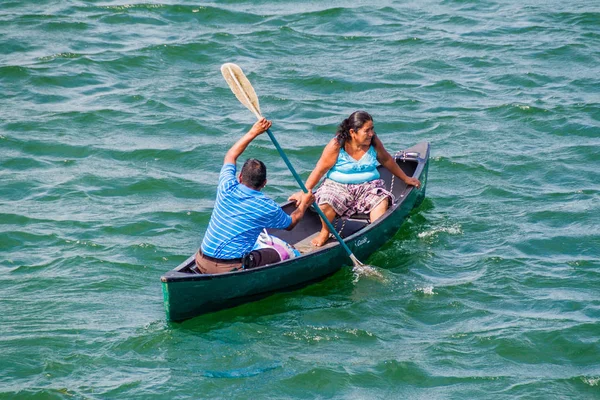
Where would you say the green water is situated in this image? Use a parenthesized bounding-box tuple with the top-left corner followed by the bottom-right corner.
(1, 1, 599, 398)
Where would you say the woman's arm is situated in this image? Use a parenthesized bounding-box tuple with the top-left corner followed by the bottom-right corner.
(304, 138, 340, 191)
(373, 136, 421, 188)
(288, 138, 340, 204)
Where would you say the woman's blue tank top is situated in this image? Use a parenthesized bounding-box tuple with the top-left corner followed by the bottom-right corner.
(326, 146, 380, 184)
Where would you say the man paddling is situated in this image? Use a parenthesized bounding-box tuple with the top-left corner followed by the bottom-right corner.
(196, 117, 314, 274)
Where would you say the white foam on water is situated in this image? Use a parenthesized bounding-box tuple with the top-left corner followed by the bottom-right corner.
(418, 224, 462, 239)
(417, 286, 435, 295)
(352, 264, 385, 283)
(582, 377, 599, 387)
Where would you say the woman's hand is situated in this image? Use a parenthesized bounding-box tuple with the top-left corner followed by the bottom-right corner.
(405, 177, 421, 189)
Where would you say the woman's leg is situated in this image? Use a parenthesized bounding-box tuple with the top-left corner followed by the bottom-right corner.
(369, 197, 389, 222)
(312, 203, 337, 247)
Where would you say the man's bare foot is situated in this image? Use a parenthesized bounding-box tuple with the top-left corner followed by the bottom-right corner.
(311, 231, 330, 247)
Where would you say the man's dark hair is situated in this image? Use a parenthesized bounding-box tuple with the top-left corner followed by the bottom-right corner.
(240, 158, 267, 190)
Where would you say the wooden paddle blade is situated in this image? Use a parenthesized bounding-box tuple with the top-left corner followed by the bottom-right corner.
(221, 63, 262, 119)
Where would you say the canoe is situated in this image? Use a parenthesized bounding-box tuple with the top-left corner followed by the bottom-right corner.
(161, 141, 430, 321)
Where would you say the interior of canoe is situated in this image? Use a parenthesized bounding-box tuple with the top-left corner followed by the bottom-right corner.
(173, 157, 419, 274)
(268, 157, 418, 254)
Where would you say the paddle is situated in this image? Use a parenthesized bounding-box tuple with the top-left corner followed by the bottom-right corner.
(220, 63, 365, 269)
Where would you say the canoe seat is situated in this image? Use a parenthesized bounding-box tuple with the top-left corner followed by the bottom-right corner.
(329, 213, 371, 240)
(347, 213, 370, 223)
(189, 264, 203, 274)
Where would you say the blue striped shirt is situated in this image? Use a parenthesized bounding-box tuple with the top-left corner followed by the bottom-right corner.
(201, 163, 292, 259)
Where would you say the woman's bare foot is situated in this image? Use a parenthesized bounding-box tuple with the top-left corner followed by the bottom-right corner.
(311, 229, 330, 247)
(311, 203, 336, 247)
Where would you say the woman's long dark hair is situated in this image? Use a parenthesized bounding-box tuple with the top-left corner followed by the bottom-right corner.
(335, 110, 373, 146)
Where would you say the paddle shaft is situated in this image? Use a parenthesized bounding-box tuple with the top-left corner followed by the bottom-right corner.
(265, 128, 355, 257)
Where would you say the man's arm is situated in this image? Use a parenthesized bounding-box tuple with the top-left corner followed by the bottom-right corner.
(224, 118, 272, 165)
(286, 191, 315, 231)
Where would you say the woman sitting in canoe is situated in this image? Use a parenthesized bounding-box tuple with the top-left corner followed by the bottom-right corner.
(290, 110, 421, 247)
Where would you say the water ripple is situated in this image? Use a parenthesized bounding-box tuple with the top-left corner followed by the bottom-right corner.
(1, 0, 599, 398)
